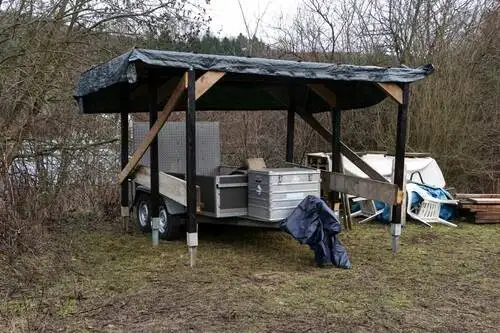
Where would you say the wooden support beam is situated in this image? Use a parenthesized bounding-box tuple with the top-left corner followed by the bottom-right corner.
(286, 86, 296, 163)
(149, 80, 160, 219)
(391, 83, 409, 254)
(149, 80, 160, 246)
(120, 90, 130, 233)
(118, 71, 225, 184)
(296, 110, 388, 183)
(323, 171, 402, 205)
(392, 84, 410, 222)
(376, 82, 403, 104)
(195, 71, 225, 98)
(186, 69, 198, 268)
(120, 109, 129, 208)
(186, 69, 197, 235)
(308, 84, 337, 106)
(331, 107, 341, 205)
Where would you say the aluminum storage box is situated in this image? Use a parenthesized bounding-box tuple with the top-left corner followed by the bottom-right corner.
(247, 168, 321, 221)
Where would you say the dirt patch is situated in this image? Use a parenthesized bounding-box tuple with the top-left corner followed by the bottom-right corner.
(408, 230, 439, 244)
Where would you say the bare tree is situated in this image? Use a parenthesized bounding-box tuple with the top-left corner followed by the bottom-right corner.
(273, 0, 499, 193)
(0, 0, 210, 255)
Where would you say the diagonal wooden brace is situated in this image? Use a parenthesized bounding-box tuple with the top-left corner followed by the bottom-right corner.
(304, 84, 388, 183)
(296, 110, 389, 183)
(308, 84, 337, 107)
(376, 82, 403, 104)
(118, 71, 225, 184)
(265, 86, 388, 183)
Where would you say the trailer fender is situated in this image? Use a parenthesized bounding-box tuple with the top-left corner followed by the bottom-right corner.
(163, 197, 186, 215)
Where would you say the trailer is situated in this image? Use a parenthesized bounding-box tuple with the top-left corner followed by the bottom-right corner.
(129, 121, 321, 239)
(73, 48, 435, 265)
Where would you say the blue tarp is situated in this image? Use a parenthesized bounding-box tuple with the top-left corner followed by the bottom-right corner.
(351, 183, 456, 222)
(408, 183, 456, 220)
(280, 195, 352, 269)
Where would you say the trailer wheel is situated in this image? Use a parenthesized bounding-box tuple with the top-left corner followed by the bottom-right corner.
(135, 193, 182, 240)
(158, 207, 182, 241)
(136, 194, 152, 233)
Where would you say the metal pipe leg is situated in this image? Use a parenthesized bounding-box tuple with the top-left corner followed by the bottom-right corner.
(152, 217, 160, 246)
(187, 231, 198, 267)
(121, 206, 129, 233)
(391, 223, 401, 254)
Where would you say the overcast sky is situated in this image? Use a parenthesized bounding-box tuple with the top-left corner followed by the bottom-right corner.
(208, 0, 301, 40)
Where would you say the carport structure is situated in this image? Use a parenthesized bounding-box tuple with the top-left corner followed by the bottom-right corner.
(74, 49, 434, 265)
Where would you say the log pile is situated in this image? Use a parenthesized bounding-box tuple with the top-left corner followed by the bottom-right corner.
(456, 194, 500, 224)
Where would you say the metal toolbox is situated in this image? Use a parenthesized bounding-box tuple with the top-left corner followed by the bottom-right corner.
(198, 174, 248, 218)
(247, 168, 321, 221)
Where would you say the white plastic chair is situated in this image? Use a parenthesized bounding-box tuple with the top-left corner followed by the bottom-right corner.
(350, 198, 384, 224)
(406, 183, 458, 227)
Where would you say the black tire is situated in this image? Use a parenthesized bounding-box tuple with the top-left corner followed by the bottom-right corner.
(135, 193, 182, 240)
(159, 211, 182, 241)
(136, 193, 152, 233)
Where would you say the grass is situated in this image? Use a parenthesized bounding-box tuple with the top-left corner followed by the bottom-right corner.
(1, 220, 499, 332)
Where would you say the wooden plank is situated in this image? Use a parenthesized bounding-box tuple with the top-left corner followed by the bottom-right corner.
(133, 166, 200, 211)
(376, 82, 403, 104)
(475, 220, 500, 224)
(308, 84, 337, 106)
(468, 198, 500, 205)
(327, 172, 402, 204)
(476, 214, 500, 220)
(474, 213, 500, 223)
(195, 71, 225, 99)
(459, 200, 500, 206)
(456, 193, 500, 199)
(296, 111, 388, 182)
(118, 71, 225, 184)
(460, 206, 500, 213)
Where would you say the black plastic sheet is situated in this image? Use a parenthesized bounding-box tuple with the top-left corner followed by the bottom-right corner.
(73, 49, 434, 114)
(280, 195, 352, 269)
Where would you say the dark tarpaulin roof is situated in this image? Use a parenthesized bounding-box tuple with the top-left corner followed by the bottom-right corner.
(73, 49, 434, 114)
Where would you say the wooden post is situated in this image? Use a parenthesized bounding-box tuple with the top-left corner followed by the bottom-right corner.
(286, 87, 296, 163)
(120, 95, 129, 233)
(331, 107, 342, 210)
(391, 83, 409, 253)
(149, 79, 160, 246)
(339, 158, 353, 230)
(186, 69, 198, 267)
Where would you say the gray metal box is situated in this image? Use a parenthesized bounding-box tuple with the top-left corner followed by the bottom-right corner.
(247, 168, 321, 221)
(168, 173, 248, 218)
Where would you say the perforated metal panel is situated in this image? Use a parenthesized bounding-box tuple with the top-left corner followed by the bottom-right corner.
(132, 122, 220, 176)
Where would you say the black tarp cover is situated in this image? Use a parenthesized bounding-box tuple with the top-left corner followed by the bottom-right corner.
(74, 49, 434, 114)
